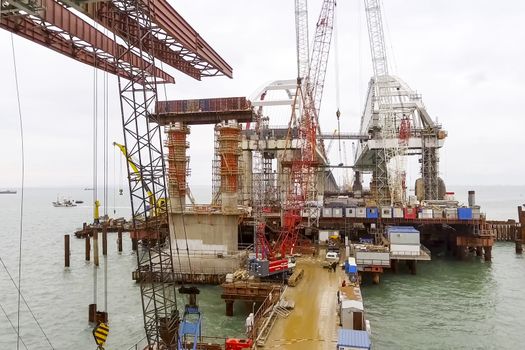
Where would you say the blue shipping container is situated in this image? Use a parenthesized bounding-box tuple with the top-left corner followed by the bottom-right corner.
(345, 264, 358, 274)
(458, 207, 473, 220)
(386, 226, 419, 234)
(366, 207, 378, 219)
(337, 329, 371, 349)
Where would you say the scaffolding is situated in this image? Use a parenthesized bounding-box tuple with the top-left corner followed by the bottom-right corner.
(212, 125, 221, 206)
(421, 130, 439, 200)
(165, 123, 190, 208)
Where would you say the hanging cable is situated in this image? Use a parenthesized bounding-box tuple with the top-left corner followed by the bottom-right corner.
(333, 3, 342, 163)
(113, 145, 117, 214)
(92, 48, 99, 312)
(9, 34, 53, 349)
(0, 302, 28, 350)
(0, 256, 54, 349)
(357, 0, 363, 107)
(11, 33, 25, 350)
(103, 56, 109, 315)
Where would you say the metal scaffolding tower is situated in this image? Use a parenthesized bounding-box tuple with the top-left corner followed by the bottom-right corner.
(212, 125, 222, 206)
(364, 0, 403, 205)
(421, 131, 439, 200)
(108, 0, 178, 345)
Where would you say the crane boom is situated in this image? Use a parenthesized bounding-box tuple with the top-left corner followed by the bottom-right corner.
(364, 0, 389, 77)
(295, 0, 310, 80)
(278, 0, 336, 258)
(364, 0, 405, 205)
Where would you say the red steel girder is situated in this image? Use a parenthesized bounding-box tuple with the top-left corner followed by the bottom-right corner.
(83, 1, 202, 80)
(81, 0, 232, 80)
(149, 0, 232, 78)
(1, 0, 174, 83)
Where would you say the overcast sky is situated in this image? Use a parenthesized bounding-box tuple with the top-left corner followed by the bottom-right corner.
(1, 0, 524, 191)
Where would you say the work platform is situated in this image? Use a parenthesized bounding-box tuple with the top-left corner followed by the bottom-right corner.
(389, 245, 431, 261)
(263, 258, 343, 349)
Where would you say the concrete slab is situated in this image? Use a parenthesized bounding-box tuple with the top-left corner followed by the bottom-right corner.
(264, 256, 344, 349)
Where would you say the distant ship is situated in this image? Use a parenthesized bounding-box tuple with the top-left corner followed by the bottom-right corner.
(52, 196, 77, 207)
(83, 187, 94, 191)
(0, 189, 17, 194)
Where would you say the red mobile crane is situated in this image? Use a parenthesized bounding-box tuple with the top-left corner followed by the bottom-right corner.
(251, 0, 336, 278)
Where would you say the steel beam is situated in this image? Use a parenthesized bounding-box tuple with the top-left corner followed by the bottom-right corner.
(1, 0, 174, 83)
(79, 0, 232, 80)
(149, 0, 232, 77)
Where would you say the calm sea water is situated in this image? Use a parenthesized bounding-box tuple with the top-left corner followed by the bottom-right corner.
(0, 187, 245, 350)
(0, 185, 523, 349)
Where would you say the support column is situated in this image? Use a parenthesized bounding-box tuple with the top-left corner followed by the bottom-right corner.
(484, 246, 492, 262)
(517, 206, 525, 254)
(391, 259, 398, 273)
(476, 246, 483, 257)
(64, 234, 70, 267)
(225, 300, 234, 316)
(457, 246, 466, 261)
(166, 123, 190, 212)
(117, 229, 123, 253)
(102, 228, 107, 256)
(372, 273, 380, 285)
(409, 260, 417, 275)
(85, 235, 91, 261)
(218, 123, 241, 213)
(131, 237, 138, 251)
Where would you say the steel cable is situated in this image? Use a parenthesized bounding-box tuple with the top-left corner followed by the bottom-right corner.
(0, 302, 29, 350)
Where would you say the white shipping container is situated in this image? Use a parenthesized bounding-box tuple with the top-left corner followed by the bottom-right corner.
(345, 207, 357, 218)
(322, 207, 333, 218)
(388, 233, 420, 245)
(356, 207, 367, 218)
(418, 208, 433, 219)
(445, 208, 458, 219)
(472, 206, 481, 219)
(433, 208, 444, 219)
(380, 207, 393, 218)
(390, 244, 420, 256)
(355, 251, 390, 266)
(393, 207, 404, 218)
(333, 207, 343, 218)
(340, 301, 364, 330)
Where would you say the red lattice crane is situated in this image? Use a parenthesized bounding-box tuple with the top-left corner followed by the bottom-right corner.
(277, 0, 336, 259)
(250, 0, 336, 278)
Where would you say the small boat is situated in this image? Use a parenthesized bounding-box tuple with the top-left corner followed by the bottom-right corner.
(53, 197, 77, 207)
(0, 189, 17, 194)
(83, 187, 94, 191)
(74, 200, 84, 204)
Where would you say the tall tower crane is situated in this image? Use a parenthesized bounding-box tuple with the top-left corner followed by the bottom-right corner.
(364, 0, 405, 205)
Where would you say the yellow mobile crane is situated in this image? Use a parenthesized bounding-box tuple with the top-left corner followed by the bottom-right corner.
(113, 142, 166, 216)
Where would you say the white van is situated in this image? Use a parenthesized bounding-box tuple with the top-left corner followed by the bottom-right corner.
(325, 251, 339, 262)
